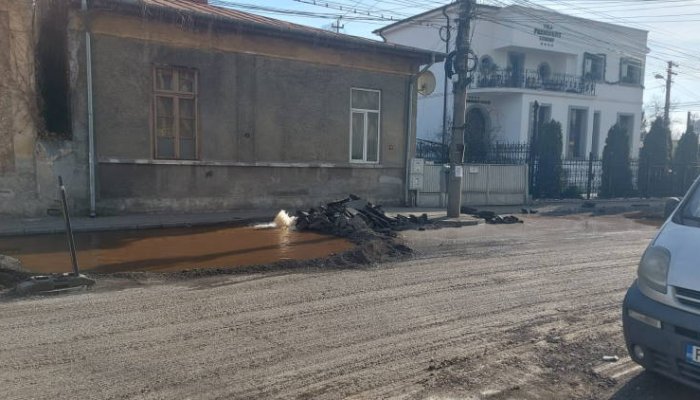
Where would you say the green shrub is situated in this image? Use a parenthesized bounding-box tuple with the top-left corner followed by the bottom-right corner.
(638, 118, 671, 197)
(599, 123, 634, 198)
(672, 124, 699, 195)
(534, 120, 563, 198)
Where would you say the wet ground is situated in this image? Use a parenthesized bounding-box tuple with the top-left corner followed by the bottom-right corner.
(1, 214, 696, 399)
(0, 225, 353, 274)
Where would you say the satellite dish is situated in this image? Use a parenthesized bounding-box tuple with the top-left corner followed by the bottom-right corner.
(417, 71, 436, 96)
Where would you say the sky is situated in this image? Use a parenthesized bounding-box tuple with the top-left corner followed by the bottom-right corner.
(213, 0, 700, 137)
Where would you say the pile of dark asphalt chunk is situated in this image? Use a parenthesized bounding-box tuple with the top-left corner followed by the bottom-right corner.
(461, 207, 525, 224)
(296, 195, 431, 237)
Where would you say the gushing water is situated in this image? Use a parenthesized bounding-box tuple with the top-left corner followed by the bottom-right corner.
(254, 210, 297, 229)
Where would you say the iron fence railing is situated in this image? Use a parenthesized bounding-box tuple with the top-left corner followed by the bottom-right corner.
(415, 139, 530, 165)
(471, 68, 596, 96)
(415, 138, 700, 198)
(548, 160, 700, 199)
(475, 142, 530, 164)
(415, 139, 448, 164)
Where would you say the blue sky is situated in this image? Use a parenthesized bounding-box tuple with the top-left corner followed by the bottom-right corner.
(216, 0, 700, 137)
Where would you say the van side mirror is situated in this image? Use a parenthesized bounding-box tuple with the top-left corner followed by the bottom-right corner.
(665, 197, 681, 219)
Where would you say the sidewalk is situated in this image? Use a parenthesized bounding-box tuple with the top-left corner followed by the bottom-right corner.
(0, 210, 276, 237)
(382, 207, 481, 227)
(0, 198, 666, 237)
(383, 197, 667, 224)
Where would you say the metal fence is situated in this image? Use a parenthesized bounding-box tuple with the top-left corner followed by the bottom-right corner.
(470, 68, 596, 96)
(562, 161, 700, 198)
(416, 163, 528, 207)
(416, 139, 530, 165)
(415, 139, 700, 198)
(416, 139, 448, 164)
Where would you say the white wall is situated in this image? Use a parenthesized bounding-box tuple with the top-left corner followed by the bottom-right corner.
(381, 4, 647, 158)
(521, 92, 642, 158)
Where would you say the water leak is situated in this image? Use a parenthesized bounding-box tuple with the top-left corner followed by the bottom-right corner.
(0, 225, 353, 274)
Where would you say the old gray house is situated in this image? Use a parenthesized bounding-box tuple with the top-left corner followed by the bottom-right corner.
(0, 0, 436, 216)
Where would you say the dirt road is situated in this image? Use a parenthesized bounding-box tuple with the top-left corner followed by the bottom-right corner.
(1, 215, 697, 399)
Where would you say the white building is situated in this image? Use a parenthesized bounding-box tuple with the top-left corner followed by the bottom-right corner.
(376, 4, 648, 159)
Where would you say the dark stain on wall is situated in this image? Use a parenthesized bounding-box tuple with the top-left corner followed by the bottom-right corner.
(37, 0, 72, 138)
(0, 11, 14, 173)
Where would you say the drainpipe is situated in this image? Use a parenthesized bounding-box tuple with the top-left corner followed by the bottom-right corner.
(82, 0, 96, 217)
(404, 78, 415, 206)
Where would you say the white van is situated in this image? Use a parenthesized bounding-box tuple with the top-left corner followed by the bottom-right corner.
(623, 188, 700, 389)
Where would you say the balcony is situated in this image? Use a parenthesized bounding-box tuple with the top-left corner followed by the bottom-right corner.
(470, 68, 596, 96)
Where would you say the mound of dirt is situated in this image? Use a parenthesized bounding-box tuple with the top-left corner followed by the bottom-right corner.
(84, 230, 412, 287)
(173, 232, 412, 280)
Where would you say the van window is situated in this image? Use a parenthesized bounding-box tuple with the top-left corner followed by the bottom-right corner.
(679, 185, 700, 225)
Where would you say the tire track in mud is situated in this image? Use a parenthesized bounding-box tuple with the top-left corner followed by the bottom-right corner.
(133, 255, 643, 397)
(0, 216, 657, 399)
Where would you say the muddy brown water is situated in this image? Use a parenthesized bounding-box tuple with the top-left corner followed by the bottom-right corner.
(0, 226, 354, 274)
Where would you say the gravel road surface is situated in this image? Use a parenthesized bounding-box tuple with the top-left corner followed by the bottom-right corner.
(1, 214, 697, 399)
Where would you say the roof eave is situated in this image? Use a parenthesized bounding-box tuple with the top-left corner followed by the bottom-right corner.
(90, 0, 442, 63)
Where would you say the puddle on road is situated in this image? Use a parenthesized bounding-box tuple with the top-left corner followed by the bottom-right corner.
(0, 225, 354, 274)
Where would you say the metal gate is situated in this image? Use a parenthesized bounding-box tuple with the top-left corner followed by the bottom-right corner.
(416, 163, 529, 207)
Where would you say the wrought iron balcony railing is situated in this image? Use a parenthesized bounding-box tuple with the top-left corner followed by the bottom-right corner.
(470, 69, 596, 96)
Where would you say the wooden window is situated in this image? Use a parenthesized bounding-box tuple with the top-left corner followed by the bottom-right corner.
(153, 66, 198, 160)
(350, 88, 381, 163)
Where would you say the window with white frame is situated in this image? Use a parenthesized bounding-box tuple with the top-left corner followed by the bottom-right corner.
(620, 58, 642, 84)
(153, 66, 198, 160)
(350, 88, 380, 163)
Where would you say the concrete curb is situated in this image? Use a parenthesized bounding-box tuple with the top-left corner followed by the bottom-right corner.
(432, 216, 482, 228)
(0, 212, 275, 237)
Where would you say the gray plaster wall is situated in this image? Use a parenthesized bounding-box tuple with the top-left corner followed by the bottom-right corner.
(97, 164, 405, 213)
(0, 2, 89, 217)
(90, 34, 414, 213)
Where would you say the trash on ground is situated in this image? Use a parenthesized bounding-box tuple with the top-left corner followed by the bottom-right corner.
(7, 176, 99, 296)
(296, 194, 432, 236)
(461, 207, 524, 225)
(602, 355, 619, 362)
(14, 273, 96, 295)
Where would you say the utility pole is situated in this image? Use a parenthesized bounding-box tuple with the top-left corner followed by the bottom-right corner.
(688, 111, 693, 132)
(440, 7, 451, 148)
(447, 0, 473, 217)
(664, 60, 678, 126)
(331, 16, 344, 33)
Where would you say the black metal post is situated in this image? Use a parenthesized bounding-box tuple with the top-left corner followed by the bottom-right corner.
(529, 101, 540, 195)
(59, 176, 80, 275)
(586, 152, 594, 199)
